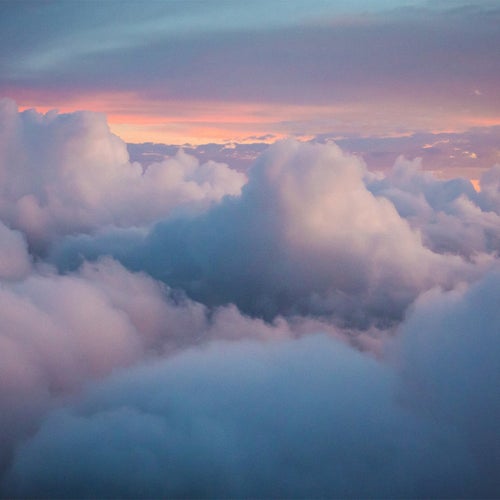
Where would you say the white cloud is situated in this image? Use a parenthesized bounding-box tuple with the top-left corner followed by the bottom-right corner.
(0, 255, 344, 478)
(0, 102, 499, 498)
(0, 99, 246, 249)
(368, 156, 500, 257)
(5, 266, 500, 500)
(57, 140, 492, 327)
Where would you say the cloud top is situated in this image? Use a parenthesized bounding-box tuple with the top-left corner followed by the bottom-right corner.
(56, 139, 495, 327)
(0, 99, 246, 249)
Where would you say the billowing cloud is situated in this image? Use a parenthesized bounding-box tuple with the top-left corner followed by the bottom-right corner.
(3, 268, 499, 498)
(0, 336, 463, 498)
(368, 156, 500, 257)
(53, 139, 495, 327)
(0, 258, 191, 471)
(0, 100, 499, 498)
(0, 99, 246, 250)
(0, 254, 345, 479)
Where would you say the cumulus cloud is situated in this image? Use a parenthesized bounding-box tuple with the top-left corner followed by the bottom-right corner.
(0, 336, 458, 498)
(4, 263, 500, 500)
(53, 139, 494, 327)
(0, 101, 499, 498)
(0, 255, 346, 479)
(368, 156, 500, 257)
(0, 99, 246, 250)
(0, 258, 187, 471)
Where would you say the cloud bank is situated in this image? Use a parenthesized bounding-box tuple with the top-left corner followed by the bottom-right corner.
(4, 267, 500, 497)
(0, 255, 316, 477)
(0, 102, 499, 498)
(54, 139, 497, 327)
(0, 99, 245, 250)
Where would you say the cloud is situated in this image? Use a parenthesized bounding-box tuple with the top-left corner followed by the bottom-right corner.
(0, 258, 183, 471)
(0, 253, 349, 479)
(0, 335, 458, 498)
(4, 263, 500, 498)
(0, 101, 499, 498)
(53, 139, 494, 328)
(131, 125, 500, 178)
(368, 156, 500, 257)
(395, 268, 500, 496)
(0, 99, 246, 250)
(325, 125, 500, 177)
(0, 221, 31, 280)
(480, 163, 500, 212)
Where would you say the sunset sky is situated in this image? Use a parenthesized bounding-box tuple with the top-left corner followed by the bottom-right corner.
(2, 0, 499, 145)
(1, 2, 499, 498)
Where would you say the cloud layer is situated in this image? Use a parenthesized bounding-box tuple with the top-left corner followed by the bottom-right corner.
(0, 255, 314, 476)
(54, 139, 497, 327)
(4, 266, 500, 497)
(0, 103, 498, 498)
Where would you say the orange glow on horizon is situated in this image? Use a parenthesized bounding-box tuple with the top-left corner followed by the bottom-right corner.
(11, 92, 496, 184)
(12, 90, 500, 146)
(15, 91, 367, 144)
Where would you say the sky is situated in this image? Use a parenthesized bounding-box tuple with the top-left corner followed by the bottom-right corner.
(0, 1, 500, 498)
(2, 0, 500, 147)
